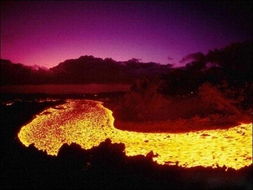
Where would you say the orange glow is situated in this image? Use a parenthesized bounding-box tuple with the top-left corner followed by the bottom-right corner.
(18, 100, 252, 170)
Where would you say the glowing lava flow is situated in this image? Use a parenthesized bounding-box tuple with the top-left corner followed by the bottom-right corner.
(18, 100, 252, 170)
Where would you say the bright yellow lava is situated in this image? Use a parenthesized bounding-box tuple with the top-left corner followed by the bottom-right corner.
(18, 100, 252, 170)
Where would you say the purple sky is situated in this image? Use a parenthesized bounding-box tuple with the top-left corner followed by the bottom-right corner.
(1, 1, 252, 68)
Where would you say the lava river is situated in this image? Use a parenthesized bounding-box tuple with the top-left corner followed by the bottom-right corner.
(18, 100, 252, 170)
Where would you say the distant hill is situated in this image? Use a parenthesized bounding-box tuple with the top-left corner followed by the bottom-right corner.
(0, 59, 51, 85)
(0, 56, 171, 85)
(0, 41, 252, 86)
(50, 56, 171, 84)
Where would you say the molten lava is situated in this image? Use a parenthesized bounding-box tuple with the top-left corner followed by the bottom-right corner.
(18, 100, 252, 170)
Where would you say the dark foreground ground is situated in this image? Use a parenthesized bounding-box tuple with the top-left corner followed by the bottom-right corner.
(0, 94, 252, 190)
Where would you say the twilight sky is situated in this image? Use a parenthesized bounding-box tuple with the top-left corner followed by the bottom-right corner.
(1, 1, 252, 68)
